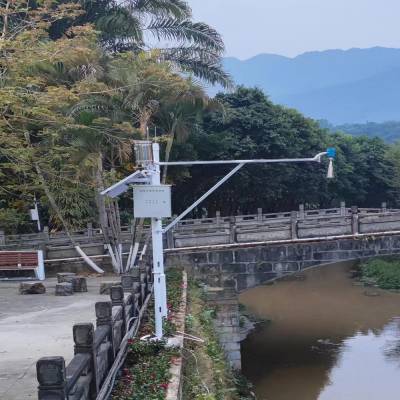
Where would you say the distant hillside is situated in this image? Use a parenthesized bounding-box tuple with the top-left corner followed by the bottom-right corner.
(320, 121, 400, 143)
(223, 47, 400, 124)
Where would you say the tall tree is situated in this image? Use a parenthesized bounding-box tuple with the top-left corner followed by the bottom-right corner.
(169, 87, 397, 216)
(49, 0, 231, 87)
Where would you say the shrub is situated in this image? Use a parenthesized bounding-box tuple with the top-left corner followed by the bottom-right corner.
(361, 258, 400, 289)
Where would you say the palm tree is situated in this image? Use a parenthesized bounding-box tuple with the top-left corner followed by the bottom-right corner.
(154, 79, 220, 183)
(50, 0, 232, 88)
(69, 52, 197, 272)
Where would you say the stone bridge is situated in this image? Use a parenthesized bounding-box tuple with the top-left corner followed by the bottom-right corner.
(163, 203, 400, 370)
(164, 201, 400, 291)
(2, 202, 400, 274)
(165, 231, 400, 292)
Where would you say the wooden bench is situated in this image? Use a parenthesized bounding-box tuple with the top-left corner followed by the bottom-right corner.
(0, 250, 45, 280)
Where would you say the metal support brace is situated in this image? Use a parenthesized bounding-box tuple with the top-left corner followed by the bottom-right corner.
(163, 163, 245, 234)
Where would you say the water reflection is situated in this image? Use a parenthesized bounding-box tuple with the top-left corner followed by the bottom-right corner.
(240, 262, 400, 400)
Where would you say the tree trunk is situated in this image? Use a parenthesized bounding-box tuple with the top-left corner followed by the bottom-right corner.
(139, 111, 150, 138)
(1, 1, 10, 39)
(95, 153, 108, 230)
(161, 122, 177, 184)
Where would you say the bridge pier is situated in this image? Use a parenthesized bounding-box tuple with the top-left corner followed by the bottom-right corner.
(206, 286, 242, 370)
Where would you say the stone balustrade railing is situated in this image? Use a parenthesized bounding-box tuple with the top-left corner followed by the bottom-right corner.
(1, 203, 398, 254)
(36, 265, 152, 400)
(168, 203, 400, 248)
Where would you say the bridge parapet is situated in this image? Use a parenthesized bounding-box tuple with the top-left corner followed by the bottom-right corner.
(2, 203, 400, 268)
(171, 203, 400, 248)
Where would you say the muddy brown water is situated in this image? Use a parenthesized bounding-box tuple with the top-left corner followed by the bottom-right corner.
(240, 261, 400, 400)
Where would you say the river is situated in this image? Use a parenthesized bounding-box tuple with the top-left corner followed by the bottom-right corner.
(240, 261, 400, 400)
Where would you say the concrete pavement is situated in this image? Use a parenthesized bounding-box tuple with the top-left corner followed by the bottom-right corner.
(0, 277, 114, 400)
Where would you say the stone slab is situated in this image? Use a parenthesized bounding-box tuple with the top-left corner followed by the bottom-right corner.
(19, 282, 46, 295)
(57, 273, 76, 283)
(55, 283, 73, 296)
(72, 277, 87, 293)
(99, 281, 120, 295)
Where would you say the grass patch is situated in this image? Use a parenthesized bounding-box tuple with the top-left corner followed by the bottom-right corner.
(361, 258, 400, 289)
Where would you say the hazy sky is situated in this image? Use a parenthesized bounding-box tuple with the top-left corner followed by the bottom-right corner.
(188, 0, 400, 59)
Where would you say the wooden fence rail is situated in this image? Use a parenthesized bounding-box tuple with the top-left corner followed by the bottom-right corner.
(36, 264, 152, 400)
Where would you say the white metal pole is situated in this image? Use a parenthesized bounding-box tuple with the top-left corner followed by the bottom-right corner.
(150, 143, 168, 339)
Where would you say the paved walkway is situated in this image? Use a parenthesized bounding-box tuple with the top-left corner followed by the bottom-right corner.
(0, 277, 113, 400)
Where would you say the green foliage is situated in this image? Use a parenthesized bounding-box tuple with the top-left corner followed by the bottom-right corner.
(49, 0, 230, 87)
(328, 121, 400, 144)
(0, 208, 30, 234)
(170, 87, 397, 216)
(112, 339, 178, 400)
(361, 258, 400, 290)
(0, 2, 215, 232)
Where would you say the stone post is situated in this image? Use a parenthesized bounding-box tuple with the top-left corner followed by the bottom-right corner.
(95, 302, 114, 363)
(382, 202, 387, 213)
(257, 208, 263, 222)
(290, 211, 298, 239)
(216, 211, 221, 226)
(351, 206, 359, 235)
(37, 356, 67, 400)
(96, 302, 112, 328)
(340, 201, 346, 216)
(87, 223, 93, 238)
(299, 204, 305, 220)
(229, 216, 237, 244)
(73, 323, 99, 397)
(0, 230, 5, 246)
(110, 285, 124, 306)
(121, 275, 134, 291)
(166, 228, 175, 249)
(131, 267, 142, 308)
(42, 226, 50, 243)
(139, 266, 147, 299)
(110, 285, 126, 334)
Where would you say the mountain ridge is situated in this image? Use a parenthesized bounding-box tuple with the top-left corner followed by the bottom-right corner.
(222, 47, 400, 123)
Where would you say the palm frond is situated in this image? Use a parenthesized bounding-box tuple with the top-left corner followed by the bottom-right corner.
(147, 18, 224, 53)
(163, 50, 233, 89)
(97, 8, 143, 45)
(131, 0, 191, 19)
